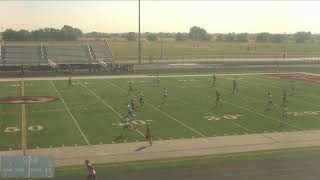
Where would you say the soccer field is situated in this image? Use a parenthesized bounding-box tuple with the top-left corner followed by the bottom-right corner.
(1, 73, 320, 151)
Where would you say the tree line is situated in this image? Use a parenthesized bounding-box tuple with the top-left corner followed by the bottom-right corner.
(1, 25, 317, 43)
(2, 25, 82, 41)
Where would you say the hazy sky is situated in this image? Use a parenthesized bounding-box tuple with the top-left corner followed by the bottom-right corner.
(0, 1, 320, 34)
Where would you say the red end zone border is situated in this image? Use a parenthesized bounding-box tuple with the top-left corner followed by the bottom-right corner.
(265, 72, 320, 84)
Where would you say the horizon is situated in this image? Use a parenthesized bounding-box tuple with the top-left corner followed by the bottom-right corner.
(0, 1, 320, 34)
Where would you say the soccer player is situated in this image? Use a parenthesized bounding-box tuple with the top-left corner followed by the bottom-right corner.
(155, 74, 160, 87)
(212, 74, 216, 87)
(161, 88, 168, 104)
(130, 98, 137, 111)
(139, 91, 145, 108)
(279, 105, 289, 128)
(290, 81, 295, 96)
(123, 117, 133, 130)
(215, 90, 222, 107)
(85, 160, 97, 180)
(68, 75, 72, 88)
(282, 90, 288, 107)
(266, 92, 273, 111)
(232, 79, 238, 95)
(127, 105, 135, 119)
(145, 123, 152, 146)
(128, 81, 134, 95)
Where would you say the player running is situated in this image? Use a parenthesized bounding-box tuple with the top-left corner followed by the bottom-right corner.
(128, 80, 134, 95)
(123, 117, 133, 130)
(85, 160, 97, 180)
(145, 123, 152, 146)
(130, 98, 137, 111)
(215, 90, 222, 107)
(212, 74, 216, 87)
(127, 105, 135, 119)
(161, 88, 168, 104)
(265, 92, 273, 111)
(139, 91, 145, 108)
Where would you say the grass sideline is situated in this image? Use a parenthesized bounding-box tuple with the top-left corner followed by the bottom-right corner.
(4, 146, 320, 180)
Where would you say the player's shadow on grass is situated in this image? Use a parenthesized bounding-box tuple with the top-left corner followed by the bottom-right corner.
(134, 145, 150, 152)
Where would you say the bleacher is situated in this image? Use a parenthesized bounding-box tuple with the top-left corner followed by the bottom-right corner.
(90, 42, 113, 63)
(46, 44, 89, 64)
(2, 44, 42, 65)
(0, 41, 133, 74)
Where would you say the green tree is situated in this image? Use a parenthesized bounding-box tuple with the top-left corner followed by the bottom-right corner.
(175, 32, 188, 41)
(126, 32, 136, 41)
(270, 34, 283, 43)
(235, 33, 248, 42)
(225, 33, 236, 42)
(188, 26, 210, 41)
(146, 33, 158, 41)
(256, 32, 271, 42)
(294, 31, 312, 43)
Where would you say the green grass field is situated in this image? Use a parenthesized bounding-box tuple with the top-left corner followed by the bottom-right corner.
(109, 41, 320, 60)
(1, 73, 320, 150)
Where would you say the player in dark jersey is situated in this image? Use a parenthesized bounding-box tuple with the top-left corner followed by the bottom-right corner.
(290, 81, 295, 96)
(212, 74, 216, 87)
(146, 123, 152, 146)
(85, 160, 97, 180)
(215, 90, 222, 107)
(128, 81, 134, 95)
(68, 75, 72, 88)
(282, 90, 288, 107)
(232, 79, 238, 95)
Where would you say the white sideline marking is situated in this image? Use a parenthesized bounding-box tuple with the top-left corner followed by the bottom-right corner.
(77, 80, 145, 138)
(50, 80, 90, 145)
(230, 121, 279, 143)
(0, 72, 303, 82)
(105, 80, 206, 137)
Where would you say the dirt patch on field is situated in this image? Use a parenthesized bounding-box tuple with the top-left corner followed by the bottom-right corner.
(0, 96, 57, 104)
(266, 73, 320, 83)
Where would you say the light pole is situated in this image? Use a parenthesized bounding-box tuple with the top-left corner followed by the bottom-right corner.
(283, 32, 286, 59)
(138, 0, 141, 64)
(160, 32, 163, 59)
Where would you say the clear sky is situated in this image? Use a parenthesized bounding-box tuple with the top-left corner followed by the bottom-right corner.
(0, 1, 319, 34)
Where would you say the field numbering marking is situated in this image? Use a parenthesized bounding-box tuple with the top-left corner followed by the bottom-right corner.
(50, 80, 90, 145)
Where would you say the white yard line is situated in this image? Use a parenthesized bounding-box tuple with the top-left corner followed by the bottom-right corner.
(77, 80, 145, 138)
(0, 72, 302, 82)
(50, 80, 90, 145)
(105, 80, 206, 138)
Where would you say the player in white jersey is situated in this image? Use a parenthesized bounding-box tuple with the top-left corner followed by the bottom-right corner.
(265, 92, 273, 111)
